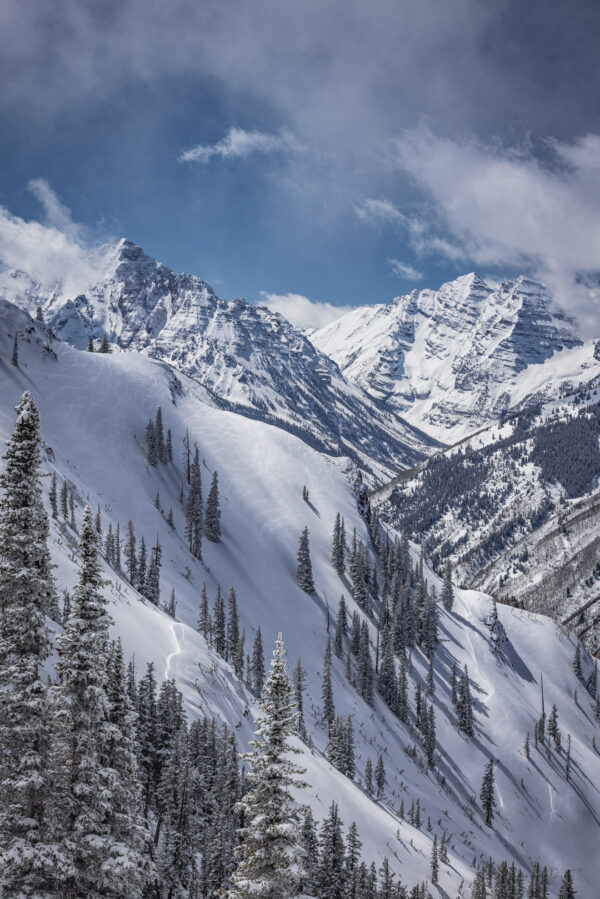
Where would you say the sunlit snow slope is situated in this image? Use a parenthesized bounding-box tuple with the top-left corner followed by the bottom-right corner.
(1, 300, 599, 896)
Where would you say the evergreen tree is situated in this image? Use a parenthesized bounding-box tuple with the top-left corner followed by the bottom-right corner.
(334, 595, 347, 658)
(572, 643, 583, 681)
(375, 753, 386, 799)
(146, 419, 157, 466)
(292, 658, 307, 740)
(316, 802, 346, 899)
(331, 513, 345, 576)
(124, 521, 136, 585)
(49, 471, 58, 518)
(49, 505, 113, 895)
(213, 584, 226, 656)
(558, 870, 576, 899)
(565, 733, 571, 783)
(69, 490, 76, 531)
(430, 834, 439, 885)
(297, 527, 315, 594)
(458, 665, 475, 736)
(322, 638, 335, 728)
(197, 583, 211, 640)
(98, 332, 111, 353)
(298, 809, 319, 897)
(345, 821, 362, 899)
(471, 865, 487, 899)
(154, 407, 165, 463)
(86, 336, 94, 352)
(114, 523, 121, 572)
(441, 559, 454, 612)
(0, 393, 56, 895)
(480, 758, 497, 827)
(35, 305, 44, 322)
(136, 536, 147, 595)
(364, 758, 373, 795)
(165, 429, 173, 464)
(251, 628, 265, 697)
(205, 470, 222, 542)
(185, 446, 203, 559)
(226, 634, 306, 899)
(226, 587, 240, 662)
(357, 620, 374, 705)
(60, 479, 69, 520)
(11, 333, 18, 367)
(145, 540, 161, 605)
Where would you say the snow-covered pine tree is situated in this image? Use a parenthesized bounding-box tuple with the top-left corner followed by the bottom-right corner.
(457, 665, 475, 737)
(205, 470, 222, 542)
(364, 758, 373, 795)
(316, 801, 346, 899)
(197, 582, 211, 639)
(146, 419, 157, 466)
(430, 834, 439, 885)
(470, 865, 487, 899)
(292, 657, 307, 740)
(334, 595, 347, 658)
(98, 332, 111, 353)
(251, 627, 265, 696)
(49, 470, 58, 517)
(136, 536, 147, 595)
(49, 505, 113, 895)
(60, 478, 69, 520)
(104, 638, 153, 893)
(0, 393, 57, 895)
(480, 758, 497, 827)
(441, 559, 454, 612)
(357, 620, 374, 705)
(68, 489, 76, 530)
(322, 637, 335, 728)
(226, 633, 307, 899)
(124, 521, 136, 584)
(226, 587, 240, 662)
(375, 753, 386, 799)
(185, 446, 203, 559)
(86, 335, 94, 352)
(558, 870, 576, 899)
(145, 539, 161, 605)
(11, 333, 18, 366)
(296, 526, 315, 594)
(165, 428, 173, 464)
(136, 663, 158, 818)
(213, 584, 226, 656)
(154, 407, 166, 463)
(572, 643, 583, 681)
(114, 522, 121, 572)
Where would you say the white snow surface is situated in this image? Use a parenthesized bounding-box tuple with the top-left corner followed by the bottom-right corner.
(1, 300, 599, 896)
(311, 273, 600, 443)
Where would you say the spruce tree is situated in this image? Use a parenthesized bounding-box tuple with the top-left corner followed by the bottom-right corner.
(375, 753, 386, 799)
(572, 643, 583, 681)
(50, 505, 112, 895)
(213, 585, 226, 656)
(296, 526, 315, 594)
(430, 834, 439, 885)
(226, 587, 240, 662)
(364, 758, 373, 795)
(316, 802, 346, 899)
(154, 407, 165, 463)
(251, 627, 265, 696)
(322, 638, 335, 728)
(226, 634, 307, 899)
(11, 333, 18, 366)
(60, 479, 69, 520)
(145, 540, 161, 605)
(558, 870, 576, 899)
(197, 583, 211, 639)
(205, 471, 222, 542)
(86, 336, 94, 352)
(480, 758, 497, 827)
(49, 471, 58, 518)
(292, 658, 307, 740)
(0, 393, 57, 895)
(334, 595, 347, 658)
(98, 332, 111, 353)
(441, 559, 454, 611)
(185, 446, 203, 559)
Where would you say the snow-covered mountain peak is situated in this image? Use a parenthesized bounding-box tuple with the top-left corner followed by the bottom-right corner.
(1, 241, 437, 482)
(312, 272, 587, 441)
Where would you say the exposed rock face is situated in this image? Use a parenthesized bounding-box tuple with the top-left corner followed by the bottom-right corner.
(311, 273, 583, 440)
(4, 239, 436, 481)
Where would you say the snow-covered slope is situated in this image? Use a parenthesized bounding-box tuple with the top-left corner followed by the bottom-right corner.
(311, 273, 597, 442)
(1, 300, 599, 895)
(2, 240, 436, 483)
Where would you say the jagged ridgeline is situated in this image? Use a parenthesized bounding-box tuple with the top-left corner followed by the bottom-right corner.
(0, 279, 597, 896)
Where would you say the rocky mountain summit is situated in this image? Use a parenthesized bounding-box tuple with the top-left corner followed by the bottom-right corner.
(3, 239, 436, 482)
(311, 273, 594, 441)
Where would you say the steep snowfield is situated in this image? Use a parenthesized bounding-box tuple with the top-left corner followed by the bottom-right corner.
(1, 300, 599, 895)
(311, 273, 596, 443)
(2, 240, 436, 484)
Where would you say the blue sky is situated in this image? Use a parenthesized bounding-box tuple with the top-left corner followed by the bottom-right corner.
(1, 0, 599, 328)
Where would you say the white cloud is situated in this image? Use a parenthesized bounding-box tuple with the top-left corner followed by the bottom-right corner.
(355, 198, 407, 227)
(179, 126, 300, 165)
(259, 291, 355, 330)
(0, 182, 116, 299)
(391, 124, 600, 323)
(387, 258, 422, 280)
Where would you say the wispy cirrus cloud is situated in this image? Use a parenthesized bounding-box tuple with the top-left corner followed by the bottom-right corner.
(387, 258, 423, 280)
(179, 126, 300, 165)
(355, 198, 407, 227)
(259, 291, 354, 330)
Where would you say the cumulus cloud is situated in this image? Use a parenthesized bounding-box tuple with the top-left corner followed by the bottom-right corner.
(179, 127, 300, 164)
(391, 125, 600, 320)
(0, 181, 116, 299)
(259, 291, 355, 330)
(388, 258, 423, 280)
